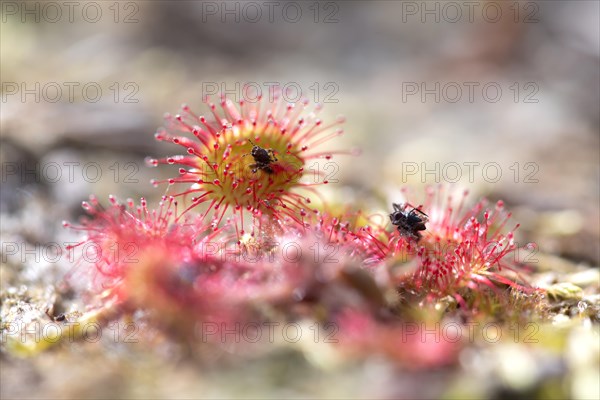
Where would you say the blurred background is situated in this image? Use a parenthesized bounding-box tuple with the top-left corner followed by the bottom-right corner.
(1, 1, 599, 399)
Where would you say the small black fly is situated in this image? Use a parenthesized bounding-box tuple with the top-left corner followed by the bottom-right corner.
(243, 139, 278, 174)
(389, 202, 429, 242)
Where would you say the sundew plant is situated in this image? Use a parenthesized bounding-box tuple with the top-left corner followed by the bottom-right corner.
(21, 93, 540, 365)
